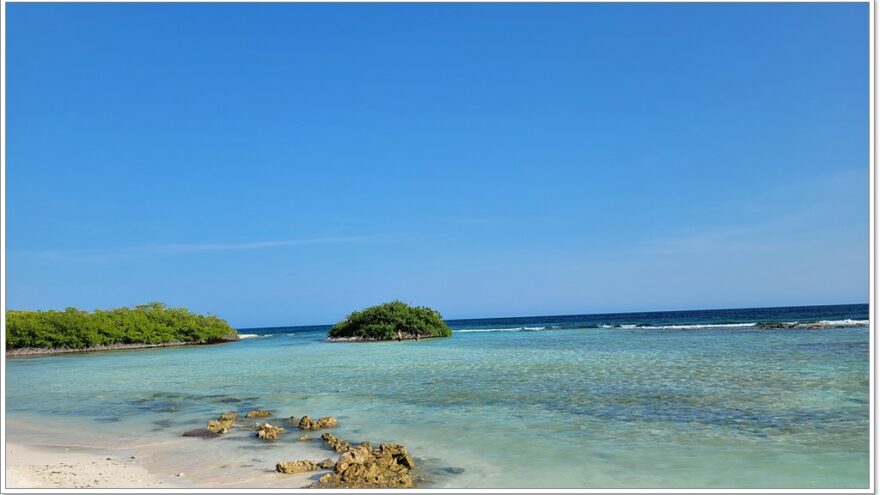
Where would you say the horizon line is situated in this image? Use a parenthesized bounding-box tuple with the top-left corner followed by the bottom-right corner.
(236, 301, 869, 330)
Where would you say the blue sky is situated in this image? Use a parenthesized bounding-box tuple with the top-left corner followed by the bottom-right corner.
(7, 3, 869, 327)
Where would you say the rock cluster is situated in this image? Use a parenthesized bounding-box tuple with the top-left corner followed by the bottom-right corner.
(313, 442, 416, 488)
(296, 415, 337, 430)
(206, 412, 237, 433)
(321, 433, 350, 452)
(256, 423, 285, 441)
(186, 409, 419, 488)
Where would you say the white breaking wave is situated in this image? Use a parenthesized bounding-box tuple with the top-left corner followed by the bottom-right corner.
(639, 323, 758, 330)
(238, 334, 260, 339)
(286, 333, 296, 336)
(818, 319, 869, 327)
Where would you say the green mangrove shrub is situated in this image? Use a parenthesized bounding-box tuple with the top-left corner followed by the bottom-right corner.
(328, 301, 452, 340)
(6, 302, 239, 349)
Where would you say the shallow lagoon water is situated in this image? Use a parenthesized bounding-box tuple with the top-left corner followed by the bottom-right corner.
(5, 305, 870, 488)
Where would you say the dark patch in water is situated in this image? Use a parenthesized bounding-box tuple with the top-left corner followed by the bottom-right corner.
(182, 428, 221, 439)
(94, 416, 121, 423)
(442, 466, 465, 474)
(153, 418, 173, 428)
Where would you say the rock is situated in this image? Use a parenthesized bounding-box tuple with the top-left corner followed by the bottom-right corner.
(246, 409, 272, 418)
(275, 460, 320, 474)
(298, 415, 337, 430)
(297, 416, 314, 430)
(310, 442, 416, 488)
(314, 416, 337, 429)
(207, 418, 235, 434)
(218, 411, 237, 421)
(297, 433, 311, 441)
(256, 423, 285, 441)
(321, 433, 350, 453)
(319, 458, 335, 469)
(182, 428, 221, 439)
(443, 466, 466, 474)
(378, 443, 415, 470)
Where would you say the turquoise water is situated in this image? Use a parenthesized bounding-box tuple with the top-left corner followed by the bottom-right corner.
(5, 305, 870, 488)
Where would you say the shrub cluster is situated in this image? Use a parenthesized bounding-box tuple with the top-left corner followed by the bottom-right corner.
(328, 301, 452, 340)
(6, 302, 238, 349)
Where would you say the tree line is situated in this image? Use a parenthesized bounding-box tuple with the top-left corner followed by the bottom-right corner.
(6, 302, 239, 349)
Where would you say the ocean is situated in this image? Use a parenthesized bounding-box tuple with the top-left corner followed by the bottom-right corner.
(5, 304, 870, 488)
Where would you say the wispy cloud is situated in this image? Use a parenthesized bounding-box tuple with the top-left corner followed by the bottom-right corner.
(143, 236, 375, 254)
(15, 235, 387, 262)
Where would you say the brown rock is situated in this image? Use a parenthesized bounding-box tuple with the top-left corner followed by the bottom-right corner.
(319, 458, 335, 469)
(314, 416, 338, 429)
(275, 460, 320, 474)
(256, 423, 285, 441)
(246, 409, 272, 418)
(206, 418, 235, 434)
(311, 441, 416, 488)
(321, 433, 350, 453)
(218, 411, 237, 421)
(298, 415, 337, 430)
(297, 416, 314, 430)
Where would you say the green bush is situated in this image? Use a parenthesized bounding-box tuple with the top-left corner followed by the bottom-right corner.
(6, 302, 239, 349)
(328, 301, 452, 340)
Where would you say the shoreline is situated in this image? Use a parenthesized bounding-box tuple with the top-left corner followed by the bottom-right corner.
(4, 417, 322, 489)
(325, 334, 444, 342)
(4, 441, 188, 489)
(5, 341, 233, 357)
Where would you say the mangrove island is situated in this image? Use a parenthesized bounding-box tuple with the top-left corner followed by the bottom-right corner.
(327, 301, 453, 342)
(6, 302, 239, 356)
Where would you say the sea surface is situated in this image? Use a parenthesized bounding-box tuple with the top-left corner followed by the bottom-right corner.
(5, 304, 871, 488)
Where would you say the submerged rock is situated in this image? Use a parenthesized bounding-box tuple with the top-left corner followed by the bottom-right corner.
(275, 460, 320, 474)
(256, 423, 285, 441)
(311, 442, 416, 488)
(246, 409, 272, 418)
(219, 411, 237, 421)
(182, 428, 221, 439)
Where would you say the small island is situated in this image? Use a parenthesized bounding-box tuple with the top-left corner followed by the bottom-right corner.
(6, 302, 239, 356)
(327, 300, 453, 342)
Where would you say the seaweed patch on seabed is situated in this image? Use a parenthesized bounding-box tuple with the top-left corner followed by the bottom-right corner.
(153, 418, 174, 429)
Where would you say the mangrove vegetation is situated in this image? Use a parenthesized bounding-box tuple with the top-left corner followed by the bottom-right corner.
(328, 301, 452, 341)
(6, 302, 239, 350)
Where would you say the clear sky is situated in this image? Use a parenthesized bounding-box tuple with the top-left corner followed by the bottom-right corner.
(6, 3, 869, 327)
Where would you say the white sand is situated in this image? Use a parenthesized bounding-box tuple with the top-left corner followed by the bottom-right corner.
(5, 442, 187, 489)
(4, 418, 329, 489)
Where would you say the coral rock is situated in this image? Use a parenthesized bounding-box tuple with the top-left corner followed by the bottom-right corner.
(275, 460, 320, 474)
(311, 442, 416, 488)
(256, 423, 285, 441)
(206, 418, 235, 434)
(321, 433, 350, 453)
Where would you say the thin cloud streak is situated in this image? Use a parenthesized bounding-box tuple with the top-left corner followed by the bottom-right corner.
(144, 236, 377, 253)
(15, 235, 388, 262)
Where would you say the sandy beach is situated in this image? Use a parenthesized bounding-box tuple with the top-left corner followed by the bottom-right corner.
(4, 417, 334, 489)
(5, 442, 186, 489)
